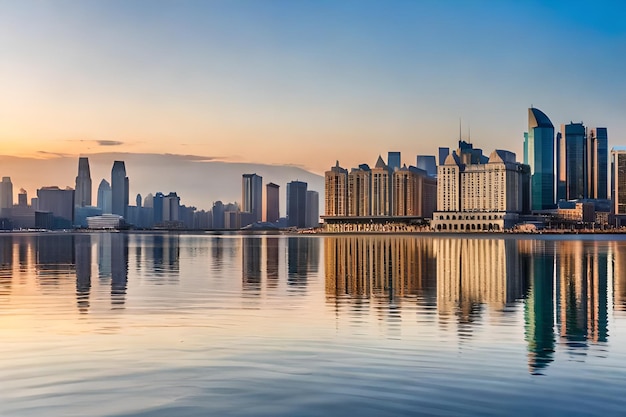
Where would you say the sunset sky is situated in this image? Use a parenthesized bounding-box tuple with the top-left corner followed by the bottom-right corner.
(1, 0, 625, 175)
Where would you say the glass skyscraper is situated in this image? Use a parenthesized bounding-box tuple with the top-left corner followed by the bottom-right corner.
(525, 108, 555, 210)
(558, 122, 586, 200)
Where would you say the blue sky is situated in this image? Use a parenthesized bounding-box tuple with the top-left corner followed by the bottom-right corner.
(0, 0, 624, 173)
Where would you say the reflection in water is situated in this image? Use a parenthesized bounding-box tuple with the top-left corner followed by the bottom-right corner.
(287, 237, 319, 290)
(521, 240, 555, 375)
(110, 234, 128, 308)
(242, 237, 261, 293)
(326, 236, 616, 374)
(0, 233, 620, 379)
(266, 237, 279, 288)
(75, 234, 92, 313)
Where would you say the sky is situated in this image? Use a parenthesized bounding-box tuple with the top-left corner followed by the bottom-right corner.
(1, 0, 625, 178)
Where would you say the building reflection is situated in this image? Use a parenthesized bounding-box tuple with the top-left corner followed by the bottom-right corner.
(436, 238, 525, 323)
(555, 241, 609, 349)
(265, 237, 279, 288)
(242, 237, 261, 293)
(110, 233, 128, 308)
(151, 235, 180, 277)
(612, 242, 626, 312)
(0, 236, 13, 300)
(287, 237, 319, 290)
(36, 235, 75, 287)
(325, 236, 436, 301)
(520, 239, 556, 375)
(75, 234, 92, 313)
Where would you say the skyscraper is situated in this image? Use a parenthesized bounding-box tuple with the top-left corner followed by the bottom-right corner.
(324, 161, 348, 216)
(37, 186, 75, 229)
(265, 182, 280, 223)
(558, 122, 586, 200)
(287, 181, 307, 228)
(97, 179, 112, 214)
(241, 173, 263, 224)
(611, 147, 626, 225)
(416, 155, 437, 177)
(75, 157, 92, 207)
(525, 107, 555, 210)
(588, 127, 608, 200)
(438, 147, 450, 166)
(387, 152, 401, 172)
(306, 190, 319, 228)
(111, 161, 129, 218)
(0, 177, 13, 215)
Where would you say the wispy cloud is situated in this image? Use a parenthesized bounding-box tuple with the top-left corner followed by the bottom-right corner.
(96, 140, 124, 146)
(37, 150, 71, 158)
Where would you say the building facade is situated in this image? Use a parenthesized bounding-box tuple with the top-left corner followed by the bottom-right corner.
(325, 161, 348, 216)
(265, 182, 280, 223)
(242, 173, 263, 224)
(75, 157, 92, 207)
(611, 147, 626, 225)
(111, 161, 129, 218)
(287, 181, 308, 228)
(431, 148, 530, 231)
(525, 107, 555, 210)
(36, 186, 75, 229)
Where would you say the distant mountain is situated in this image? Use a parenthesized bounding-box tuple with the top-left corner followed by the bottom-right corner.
(0, 152, 324, 213)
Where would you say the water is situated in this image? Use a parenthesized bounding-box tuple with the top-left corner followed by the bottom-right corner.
(1, 232, 626, 416)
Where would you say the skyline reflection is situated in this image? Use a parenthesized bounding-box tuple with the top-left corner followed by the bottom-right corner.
(0, 233, 621, 376)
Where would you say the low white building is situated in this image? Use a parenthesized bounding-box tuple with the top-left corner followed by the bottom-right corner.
(87, 214, 125, 229)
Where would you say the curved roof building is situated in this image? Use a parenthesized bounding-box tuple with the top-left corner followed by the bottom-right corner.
(525, 107, 555, 210)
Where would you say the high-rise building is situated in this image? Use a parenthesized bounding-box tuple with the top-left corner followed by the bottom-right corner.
(97, 179, 112, 214)
(558, 122, 586, 200)
(75, 157, 92, 207)
(306, 190, 319, 228)
(438, 147, 450, 166)
(432, 147, 530, 231)
(416, 155, 437, 177)
(17, 188, 28, 207)
(36, 186, 75, 229)
(111, 161, 129, 218)
(611, 147, 626, 225)
(588, 127, 608, 200)
(371, 156, 390, 216)
(287, 181, 307, 228)
(212, 201, 225, 229)
(348, 165, 372, 216)
(525, 107, 555, 210)
(265, 182, 280, 223)
(0, 177, 13, 216)
(163, 192, 180, 222)
(324, 161, 348, 216)
(387, 152, 401, 172)
(242, 173, 263, 224)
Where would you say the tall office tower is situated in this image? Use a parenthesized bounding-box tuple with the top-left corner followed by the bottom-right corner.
(241, 173, 263, 223)
(163, 192, 180, 222)
(588, 128, 608, 200)
(265, 182, 280, 223)
(37, 186, 75, 229)
(75, 157, 92, 207)
(153, 192, 164, 224)
(306, 190, 319, 228)
(438, 147, 450, 166)
(111, 161, 129, 218)
(371, 156, 390, 216)
(97, 179, 112, 214)
(387, 152, 401, 172)
(0, 176, 13, 215)
(525, 107, 555, 210)
(611, 148, 626, 225)
(136, 194, 142, 208)
(324, 161, 348, 216)
(17, 188, 27, 206)
(287, 181, 308, 228)
(416, 155, 437, 177)
(348, 164, 372, 216)
(557, 122, 586, 200)
(212, 201, 225, 229)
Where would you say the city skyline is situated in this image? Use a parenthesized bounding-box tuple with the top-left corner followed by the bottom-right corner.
(1, 1, 625, 175)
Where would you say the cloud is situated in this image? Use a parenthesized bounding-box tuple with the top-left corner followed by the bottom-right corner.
(37, 150, 71, 158)
(97, 140, 124, 146)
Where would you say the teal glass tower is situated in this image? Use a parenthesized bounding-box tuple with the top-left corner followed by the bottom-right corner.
(525, 108, 555, 210)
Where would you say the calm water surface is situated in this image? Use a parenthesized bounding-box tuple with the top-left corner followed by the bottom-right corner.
(2, 233, 626, 416)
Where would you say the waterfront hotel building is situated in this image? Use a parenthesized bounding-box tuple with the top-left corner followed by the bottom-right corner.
(430, 143, 530, 231)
